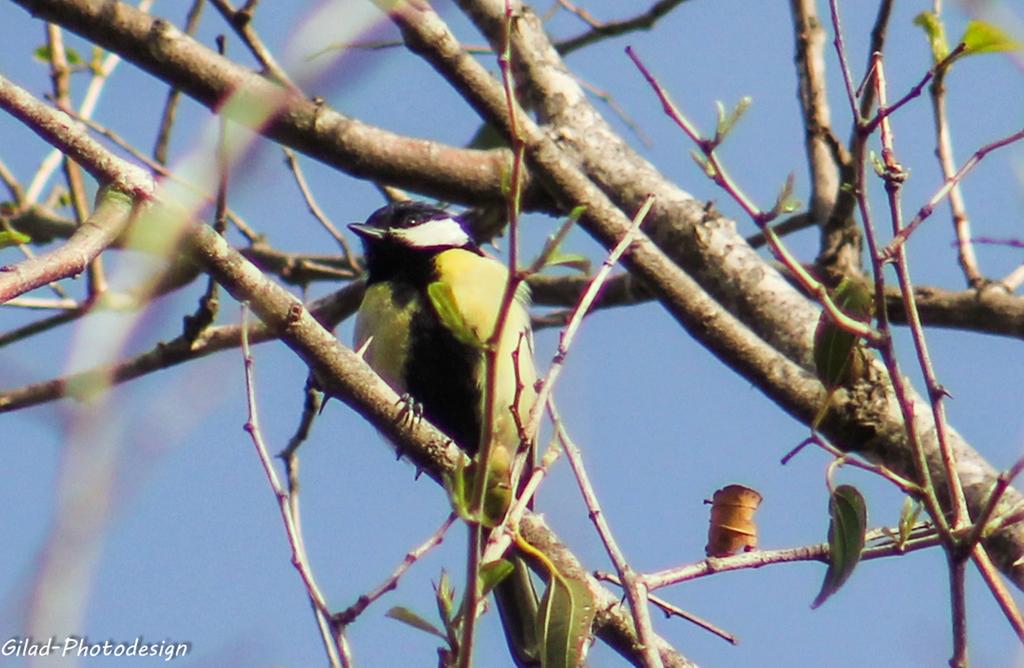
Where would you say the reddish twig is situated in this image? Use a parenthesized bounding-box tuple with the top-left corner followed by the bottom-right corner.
(334, 513, 457, 626)
(883, 127, 1024, 259)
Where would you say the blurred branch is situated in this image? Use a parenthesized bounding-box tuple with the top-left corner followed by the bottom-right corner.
(924, 18, 982, 286)
(63, 106, 261, 240)
(46, 23, 107, 297)
(0, 74, 153, 196)
(153, 0, 205, 165)
(0, 154, 25, 203)
(788, 0, 840, 225)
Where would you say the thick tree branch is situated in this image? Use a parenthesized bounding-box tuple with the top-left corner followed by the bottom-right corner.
(12, 0, 551, 209)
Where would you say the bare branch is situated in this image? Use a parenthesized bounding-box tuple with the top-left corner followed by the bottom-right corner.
(788, 0, 840, 222)
(555, 0, 691, 55)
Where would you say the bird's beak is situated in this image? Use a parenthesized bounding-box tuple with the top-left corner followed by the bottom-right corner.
(348, 223, 386, 240)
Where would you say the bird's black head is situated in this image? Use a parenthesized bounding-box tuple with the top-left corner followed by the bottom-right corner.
(350, 201, 477, 252)
(349, 201, 480, 283)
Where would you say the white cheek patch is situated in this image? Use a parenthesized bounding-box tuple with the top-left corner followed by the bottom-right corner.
(392, 217, 471, 248)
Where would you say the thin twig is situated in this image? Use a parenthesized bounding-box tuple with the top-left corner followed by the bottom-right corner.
(883, 126, 1024, 259)
(643, 526, 942, 591)
(0, 305, 90, 349)
(63, 107, 262, 241)
(282, 148, 357, 269)
(459, 5, 530, 662)
(209, 0, 300, 91)
(626, 46, 878, 344)
(525, 195, 652, 447)
(948, 555, 968, 667)
(555, 0, 691, 55)
(24, 1, 153, 204)
(334, 513, 457, 626)
(598, 571, 736, 645)
(0, 297, 78, 310)
(924, 7, 982, 286)
(575, 76, 652, 148)
(872, 54, 968, 530)
(0, 155, 25, 204)
(788, 0, 840, 222)
(782, 434, 922, 495)
(154, 0, 205, 165)
(827, 0, 861, 122)
(182, 34, 229, 344)
(238, 305, 342, 668)
(970, 544, 1024, 641)
(861, 44, 964, 136)
(46, 23, 107, 298)
(826, 0, 951, 541)
(554, 408, 663, 668)
(964, 456, 1024, 551)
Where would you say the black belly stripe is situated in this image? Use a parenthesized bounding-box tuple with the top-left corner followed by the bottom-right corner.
(403, 289, 482, 454)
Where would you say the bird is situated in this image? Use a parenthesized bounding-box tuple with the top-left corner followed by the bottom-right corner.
(349, 200, 540, 666)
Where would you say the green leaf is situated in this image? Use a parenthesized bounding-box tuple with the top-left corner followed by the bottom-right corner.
(771, 172, 801, 216)
(960, 20, 1023, 56)
(813, 276, 873, 390)
(530, 209, 586, 274)
(435, 570, 457, 627)
(479, 559, 515, 598)
(539, 573, 595, 668)
(714, 96, 752, 141)
(913, 12, 949, 62)
(443, 458, 471, 521)
(0, 229, 31, 248)
(690, 150, 717, 178)
(811, 484, 867, 609)
(543, 252, 591, 274)
(33, 45, 84, 65)
(427, 281, 485, 350)
(869, 150, 887, 178)
(898, 496, 923, 549)
(386, 606, 448, 640)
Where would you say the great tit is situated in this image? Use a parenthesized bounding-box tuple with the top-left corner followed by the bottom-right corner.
(349, 201, 540, 666)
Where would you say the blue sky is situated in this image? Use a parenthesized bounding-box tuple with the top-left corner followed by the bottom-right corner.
(1, 1, 1022, 666)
